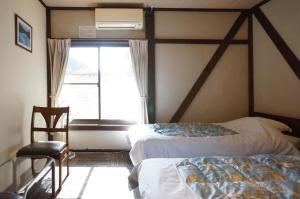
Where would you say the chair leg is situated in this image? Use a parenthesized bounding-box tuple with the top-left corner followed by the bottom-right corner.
(66, 150, 69, 177)
(51, 160, 56, 198)
(31, 158, 35, 175)
(58, 155, 62, 192)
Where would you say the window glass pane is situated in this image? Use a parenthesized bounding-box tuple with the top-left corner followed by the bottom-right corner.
(59, 85, 99, 119)
(64, 47, 98, 83)
(100, 47, 139, 121)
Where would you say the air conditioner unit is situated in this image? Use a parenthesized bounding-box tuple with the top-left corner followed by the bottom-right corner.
(95, 8, 144, 30)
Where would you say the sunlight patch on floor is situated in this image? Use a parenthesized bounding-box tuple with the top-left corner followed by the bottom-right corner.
(57, 167, 134, 199)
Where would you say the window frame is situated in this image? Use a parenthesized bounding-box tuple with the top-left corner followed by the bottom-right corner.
(63, 39, 137, 129)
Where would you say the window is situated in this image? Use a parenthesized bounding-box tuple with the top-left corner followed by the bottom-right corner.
(59, 42, 139, 123)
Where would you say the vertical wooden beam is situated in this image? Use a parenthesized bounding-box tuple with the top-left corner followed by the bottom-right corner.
(46, 8, 53, 141)
(170, 11, 249, 123)
(248, 0, 270, 117)
(145, 8, 156, 123)
(254, 8, 300, 79)
(46, 8, 51, 108)
(248, 14, 254, 116)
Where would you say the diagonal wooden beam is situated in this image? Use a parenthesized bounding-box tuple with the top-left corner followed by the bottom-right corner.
(254, 8, 300, 79)
(251, 0, 271, 10)
(38, 0, 47, 8)
(170, 11, 249, 122)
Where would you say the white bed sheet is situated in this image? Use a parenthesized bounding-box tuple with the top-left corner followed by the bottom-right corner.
(130, 158, 198, 199)
(128, 117, 300, 165)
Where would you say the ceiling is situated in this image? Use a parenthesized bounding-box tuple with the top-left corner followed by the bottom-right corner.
(42, 0, 263, 9)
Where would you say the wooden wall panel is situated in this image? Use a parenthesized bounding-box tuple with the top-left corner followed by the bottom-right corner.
(254, 8, 300, 79)
(261, 0, 300, 60)
(169, 12, 248, 122)
(254, 18, 300, 118)
(155, 44, 218, 122)
(182, 45, 248, 122)
(154, 11, 249, 123)
(253, 0, 300, 119)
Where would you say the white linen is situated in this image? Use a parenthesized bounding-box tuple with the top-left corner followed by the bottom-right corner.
(129, 40, 149, 124)
(48, 39, 71, 107)
(128, 117, 300, 165)
(130, 158, 198, 199)
(256, 117, 292, 132)
(285, 135, 300, 150)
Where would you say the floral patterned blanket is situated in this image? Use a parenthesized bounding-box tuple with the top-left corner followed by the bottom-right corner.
(150, 122, 238, 137)
(176, 155, 300, 198)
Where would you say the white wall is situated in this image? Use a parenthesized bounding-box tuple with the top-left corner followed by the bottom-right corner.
(69, 131, 131, 150)
(253, 0, 300, 118)
(0, 0, 47, 190)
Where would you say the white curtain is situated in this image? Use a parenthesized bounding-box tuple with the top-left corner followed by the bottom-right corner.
(129, 40, 149, 124)
(48, 39, 71, 107)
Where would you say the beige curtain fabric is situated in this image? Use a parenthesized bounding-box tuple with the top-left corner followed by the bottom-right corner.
(48, 39, 71, 107)
(129, 40, 149, 124)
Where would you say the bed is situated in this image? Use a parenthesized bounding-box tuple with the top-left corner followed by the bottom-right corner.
(128, 117, 300, 165)
(129, 155, 300, 199)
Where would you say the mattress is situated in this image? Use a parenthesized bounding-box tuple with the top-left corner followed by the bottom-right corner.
(128, 117, 300, 165)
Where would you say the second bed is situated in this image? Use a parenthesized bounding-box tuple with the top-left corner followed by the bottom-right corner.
(128, 117, 300, 165)
(130, 154, 300, 199)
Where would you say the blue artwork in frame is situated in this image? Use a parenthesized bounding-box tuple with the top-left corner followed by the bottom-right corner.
(15, 14, 32, 52)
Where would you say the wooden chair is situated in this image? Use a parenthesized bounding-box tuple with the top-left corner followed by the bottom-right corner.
(17, 106, 70, 192)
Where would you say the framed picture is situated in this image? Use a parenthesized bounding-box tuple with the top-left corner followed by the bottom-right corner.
(15, 14, 32, 52)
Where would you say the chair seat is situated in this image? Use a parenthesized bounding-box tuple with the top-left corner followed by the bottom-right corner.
(0, 193, 23, 199)
(17, 141, 66, 157)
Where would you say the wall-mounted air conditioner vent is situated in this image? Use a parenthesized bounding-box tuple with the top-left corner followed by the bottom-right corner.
(95, 8, 144, 30)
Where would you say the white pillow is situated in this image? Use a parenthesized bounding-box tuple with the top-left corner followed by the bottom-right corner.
(256, 117, 292, 132)
(284, 135, 300, 150)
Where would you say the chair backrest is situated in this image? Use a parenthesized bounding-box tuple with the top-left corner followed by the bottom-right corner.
(31, 106, 69, 145)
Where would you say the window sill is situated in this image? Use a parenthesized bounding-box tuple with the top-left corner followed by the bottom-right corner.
(69, 124, 131, 131)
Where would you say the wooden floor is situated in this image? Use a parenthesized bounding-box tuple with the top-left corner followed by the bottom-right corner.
(28, 152, 140, 199)
(69, 151, 133, 169)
